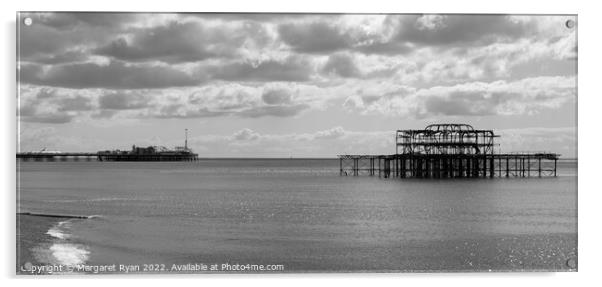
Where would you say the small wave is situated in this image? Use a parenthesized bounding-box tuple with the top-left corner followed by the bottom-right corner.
(49, 243, 90, 266)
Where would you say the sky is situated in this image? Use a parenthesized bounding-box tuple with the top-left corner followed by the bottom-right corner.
(17, 13, 577, 158)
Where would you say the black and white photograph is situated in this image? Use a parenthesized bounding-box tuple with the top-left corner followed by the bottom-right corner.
(15, 12, 577, 275)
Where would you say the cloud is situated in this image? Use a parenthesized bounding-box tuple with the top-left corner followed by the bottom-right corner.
(278, 21, 354, 53)
(18, 13, 138, 63)
(35, 88, 57, 99)
(99, 92, 150, 110)
(239, 104, 309, 118)
(393, 15, 537, 47)
(496, 127, 576, 156)
(20, 61, 205, 89)
(20, 113, 74, 124)
(344, 76, 575, 117)
(231, 128, 261, 141)
(314, 126, 346, 139)
(322, 53, 361, 78)
(145, 84, 315, 119)
(56, 96, 94, 111)
(95, 21, 263, 63)
(209, 57, 313, 82)
(26, 12, 140, 30)
(261, 89, 292, 105)
(18, 87, 93, 123)
(417, 76, 575, 116)
(185, 126, 394, 157)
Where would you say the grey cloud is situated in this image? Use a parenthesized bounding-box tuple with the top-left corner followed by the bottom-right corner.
(239, 104, 309, 118)
(154, 104, 309, 119)
(314, 126, 346, 140)
(274, 15, 538, 57)
(21, 113, 74, 124)
(57, 96, 93, 111)
(278, 22, 354, 53)
(232, 128, 260, 141)
(20, 61, 205, 89)
(99, 92, 151, 110)
(25, 12, 140, 30)
(355, 42, 414, 55)
(394, 15, 536, 47)
(154, 106, 230, 119)
(17, 98, 74, 124)
(19, 12, 134, 62)
(96, 22, 218, 63)
(19, 22, 76, 59)
(186, 13, 308, 22)
(18, 105, 36, 117)
(35, 88, 57, 99)
(210, 57, 312, 82)
(423, 91, 521, 116)
(262, 89, 292, 105)
(95, 20, 272, 64)
(91, 110, 118, 119)
(32, 50, 90, 65)
(322, 53, 361, 78)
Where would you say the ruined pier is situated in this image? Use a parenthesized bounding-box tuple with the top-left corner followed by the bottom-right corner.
(339, 124, 559, 178)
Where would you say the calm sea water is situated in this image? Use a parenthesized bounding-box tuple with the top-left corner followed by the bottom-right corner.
(17, 159, 577, 272)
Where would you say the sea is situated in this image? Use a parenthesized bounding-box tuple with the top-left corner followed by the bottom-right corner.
(16, 159, 577, 273)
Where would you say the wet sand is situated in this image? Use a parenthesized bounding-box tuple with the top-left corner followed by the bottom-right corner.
(16, 214, 61, 274)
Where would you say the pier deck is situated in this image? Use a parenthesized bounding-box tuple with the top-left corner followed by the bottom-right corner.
(338, 153, 559, 178)
(16, 151, 198, 161)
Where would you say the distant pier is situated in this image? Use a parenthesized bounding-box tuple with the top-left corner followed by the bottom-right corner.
(339, 124, 559, 178)
(17, 129, 198, 162)
(16, 151, 198, 162)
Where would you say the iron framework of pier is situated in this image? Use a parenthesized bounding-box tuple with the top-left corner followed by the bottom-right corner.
(339, 124, 559, 178)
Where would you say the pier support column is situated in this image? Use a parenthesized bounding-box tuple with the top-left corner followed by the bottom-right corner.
(515, 156, 518, 177)
(522, 158, 525, 177)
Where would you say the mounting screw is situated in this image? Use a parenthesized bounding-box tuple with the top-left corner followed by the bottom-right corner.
(23, 17, 32, 26)
(565, 19, 575, 29)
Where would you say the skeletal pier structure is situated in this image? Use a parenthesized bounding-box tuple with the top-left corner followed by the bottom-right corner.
(339, 124, 559, 178)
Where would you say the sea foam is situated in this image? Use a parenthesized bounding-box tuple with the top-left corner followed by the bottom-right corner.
(49, 243, 90, 266)
(46, 221, 71, 240)
(45, 220, 90, 266)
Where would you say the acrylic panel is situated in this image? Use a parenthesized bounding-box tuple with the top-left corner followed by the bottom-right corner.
(16, 12, 577, 274)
